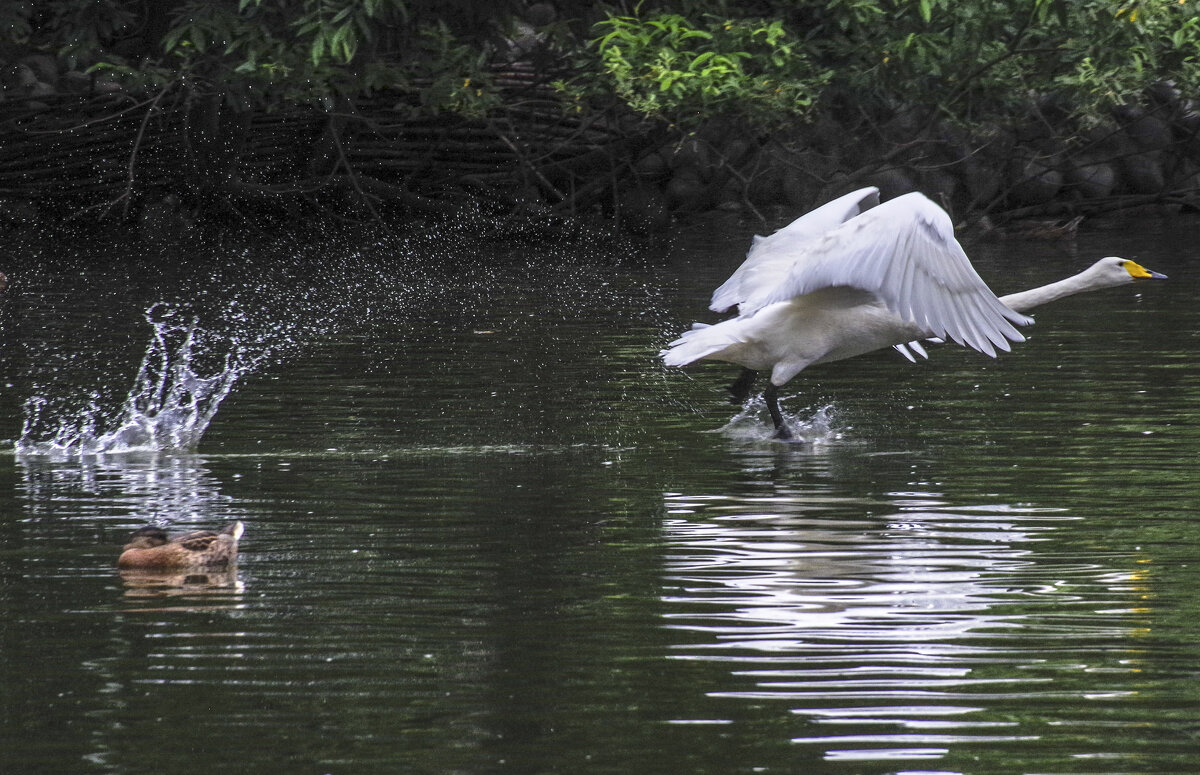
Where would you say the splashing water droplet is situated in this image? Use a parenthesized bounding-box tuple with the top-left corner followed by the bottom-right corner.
(715, 398, 843, 445)
(17, 303, 259, 457)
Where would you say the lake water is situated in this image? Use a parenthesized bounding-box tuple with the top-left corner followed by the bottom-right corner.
(1, 210, 1198, 774)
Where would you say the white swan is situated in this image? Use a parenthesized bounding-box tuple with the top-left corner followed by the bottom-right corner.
(662, 187, 1167, 439)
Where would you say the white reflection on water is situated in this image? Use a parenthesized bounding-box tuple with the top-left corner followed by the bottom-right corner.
(18, 452, 244, 528)
(660, 489, 1143, 764)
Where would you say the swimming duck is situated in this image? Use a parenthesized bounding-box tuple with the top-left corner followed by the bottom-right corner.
(117, 521, 244, 569)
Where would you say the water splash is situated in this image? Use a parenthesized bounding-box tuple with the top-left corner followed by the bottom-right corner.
(17, 304, 259, 457)
(715, 397, 844, 445)
(6, 217, 667, 455)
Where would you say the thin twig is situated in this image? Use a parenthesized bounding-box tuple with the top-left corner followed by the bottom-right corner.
(490, 122, 567, 201)
(113, 81, 176, 219)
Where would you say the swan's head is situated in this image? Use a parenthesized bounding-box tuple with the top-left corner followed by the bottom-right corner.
(1091, 257, 1167, 287)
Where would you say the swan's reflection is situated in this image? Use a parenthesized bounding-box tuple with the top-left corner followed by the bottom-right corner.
(660, 488, 1142, 765)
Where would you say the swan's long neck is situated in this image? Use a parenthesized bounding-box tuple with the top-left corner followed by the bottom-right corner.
(999, 269, 1100, 313)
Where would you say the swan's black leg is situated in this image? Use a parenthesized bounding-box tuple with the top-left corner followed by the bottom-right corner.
(727, 368, 758, 404)
(764, 383, 794, 440)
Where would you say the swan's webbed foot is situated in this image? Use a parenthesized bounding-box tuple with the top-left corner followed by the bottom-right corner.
(727, 368, 758, 405)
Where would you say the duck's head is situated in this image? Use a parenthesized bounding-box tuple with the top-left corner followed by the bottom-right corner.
(123, 526, 170, 551)
(1093, 256, 1167, 286)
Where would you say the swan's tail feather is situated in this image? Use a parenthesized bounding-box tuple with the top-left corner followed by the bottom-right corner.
(661, 320, 744, 367)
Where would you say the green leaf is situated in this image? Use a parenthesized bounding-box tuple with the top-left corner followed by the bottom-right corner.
(162, 27, 184, 55)
(311, 33, 326, 66)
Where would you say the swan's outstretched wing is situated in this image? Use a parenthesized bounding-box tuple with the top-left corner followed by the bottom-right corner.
(740, 192, 1034, 357)
(709, 187, 881, 313)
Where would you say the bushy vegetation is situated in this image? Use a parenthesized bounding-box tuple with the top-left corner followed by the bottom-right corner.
(7, 0, 1200, 224)
(0, 0, 519, 112)
(573, 0, 1200, 131)
(6, 0, 1200, 128)
(577, 11, 830, 127)
(4, 0, 1200, 127)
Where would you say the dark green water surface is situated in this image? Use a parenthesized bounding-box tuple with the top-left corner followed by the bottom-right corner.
(1, 213, 1198, 774)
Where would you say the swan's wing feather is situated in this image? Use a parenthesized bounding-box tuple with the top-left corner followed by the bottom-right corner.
(741, 192, 1033, 357)
(709, 187, 881, 313)
(893, 339, 933, 361)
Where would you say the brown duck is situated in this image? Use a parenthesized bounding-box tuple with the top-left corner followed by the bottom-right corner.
(117, 521, 244, 569)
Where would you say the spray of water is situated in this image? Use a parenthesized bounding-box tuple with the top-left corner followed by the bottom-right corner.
(9, 214, 668, 456)
(715, 397, 844, 445)
(17, 304, 260, 457)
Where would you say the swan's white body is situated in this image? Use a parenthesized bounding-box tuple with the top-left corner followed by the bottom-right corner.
(662, 187, 1165, 436)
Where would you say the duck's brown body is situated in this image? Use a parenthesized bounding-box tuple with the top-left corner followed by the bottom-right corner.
(117, 521, 244, 569)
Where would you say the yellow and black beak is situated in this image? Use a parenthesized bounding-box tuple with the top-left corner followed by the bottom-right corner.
(1125, 260, 1167, 280)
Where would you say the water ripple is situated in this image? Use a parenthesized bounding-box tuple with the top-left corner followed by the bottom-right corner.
(660, 489, 1154, 766)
